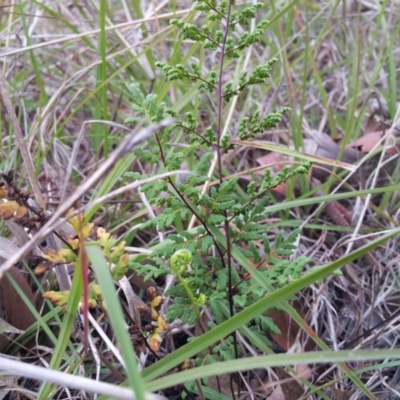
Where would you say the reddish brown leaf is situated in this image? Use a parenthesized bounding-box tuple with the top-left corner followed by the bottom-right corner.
(256, 152, 286, 173)
(347, 131, 400, 155)
(274, 367, 306, 400)
(269, 364, 312, 400)
(325, 200, 351, 227)
(266, 302, 313, 351)
(330, 385, 355, 400)
(0, 266, 36, 332)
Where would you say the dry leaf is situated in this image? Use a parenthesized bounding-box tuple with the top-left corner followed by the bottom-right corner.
(14, 206, 28, 220)
(347, 131, 400, 155)
(43, 290, 70, 307)
(0, 201, 20, 219)
(329, 385, 355, 400)
(347, 112, 400, 155)
(273, 367, 306, 400)
(266, 302, 312, 352)
(43, 247, 68, 263)
(363, 113, 388, 135)
(256, 152, 287, 173)
(304, 131, 361, 181)
(325, 200, 351, 227)
(208, 374, 238, 397)
(347, 132, 383, 153)
(0, 267, 36, 332)
(268, 364, 312, 400)
(148, 330, 162, 352)
(0, 186, 7, 199)
(231, 139, 357, 171)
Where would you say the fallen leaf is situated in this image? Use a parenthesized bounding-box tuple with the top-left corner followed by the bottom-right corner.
(43, 290, 70, 307)
(208, 373, 238, 397)
(256, 152, 287, 173)
(266, 302, 313, 351)
(148, 330, 162, 352)
(325, 200, 351, 227)
(232, 139, 357, 172)
(0, 267, 36, 332)
(329, 385, 355, 400)
(0, 201, 20, 219)
(274, 367, 306, 400)
(347, 131, 400, 155)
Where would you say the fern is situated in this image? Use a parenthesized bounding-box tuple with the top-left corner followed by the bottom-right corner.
(125, 0, 314, 366)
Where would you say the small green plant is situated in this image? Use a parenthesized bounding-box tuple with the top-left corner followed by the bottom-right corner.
(0, 0, 312, 366)
(126, 1, 312, 365)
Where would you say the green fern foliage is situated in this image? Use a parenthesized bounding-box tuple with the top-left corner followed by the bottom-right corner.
(124, 0, 313, 364)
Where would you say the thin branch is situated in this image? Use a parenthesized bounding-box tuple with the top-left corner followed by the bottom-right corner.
(0, 355, 166, 400)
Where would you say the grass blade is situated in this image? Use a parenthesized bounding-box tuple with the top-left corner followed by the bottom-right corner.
(85, 244, 146, 400)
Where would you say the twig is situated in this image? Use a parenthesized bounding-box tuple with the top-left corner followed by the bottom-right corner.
(0, 355, 166, 400)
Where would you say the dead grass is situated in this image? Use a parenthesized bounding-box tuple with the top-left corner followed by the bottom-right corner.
(0, 1, 399, 399)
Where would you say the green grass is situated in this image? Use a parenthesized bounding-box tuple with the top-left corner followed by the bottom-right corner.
(0, 1, 399, 399)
